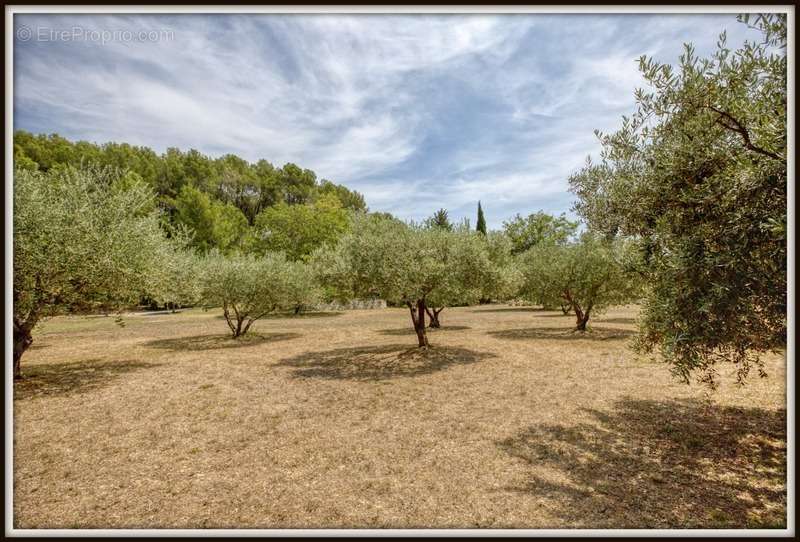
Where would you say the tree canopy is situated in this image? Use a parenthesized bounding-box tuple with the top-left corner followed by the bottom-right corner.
(13, 130, 368, 255)
(502, 211, 579, 255)
(146, 232, 203, 312)
(199, 251, 303, 338)
(250, 193, 352, 261)
(480, 231, 523, 304)
(313, 215, 494, 345)
(173, 184, 250, 254)
(425, 208, 453, 231)
(13, 166, 174, 376)
(568, 14, 787, 385)
(518, 234, 641, 331)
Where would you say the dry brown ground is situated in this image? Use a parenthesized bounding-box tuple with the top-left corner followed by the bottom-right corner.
(13, 304, 786, 529)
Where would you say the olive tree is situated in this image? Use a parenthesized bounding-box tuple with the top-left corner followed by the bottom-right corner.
(519, 234, 640, 331)
(13, 166, 169, 378)
(285, 261, 322, 315)
(147, 232, 202, 311)
(480, 231, 524, 306)
(423, 226, 494, 328)
(198, 251, 295, 338)
(568, 15, 786, 385)
(314, 215, 493, 346)
(502, 211, 579, 255)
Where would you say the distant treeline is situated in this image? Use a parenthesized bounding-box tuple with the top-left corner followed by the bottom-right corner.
(13, 130, 367, 224)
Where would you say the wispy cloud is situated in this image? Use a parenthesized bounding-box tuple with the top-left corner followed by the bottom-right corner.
(14, 13, 761, 228)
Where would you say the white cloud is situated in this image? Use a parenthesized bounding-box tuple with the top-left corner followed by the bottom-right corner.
(14, 13, 764, 229)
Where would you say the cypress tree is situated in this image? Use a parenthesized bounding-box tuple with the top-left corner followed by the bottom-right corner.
(476, 201, 487, 235)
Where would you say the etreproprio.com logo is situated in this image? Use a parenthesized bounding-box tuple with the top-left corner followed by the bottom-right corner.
(16, 25, 174, 44)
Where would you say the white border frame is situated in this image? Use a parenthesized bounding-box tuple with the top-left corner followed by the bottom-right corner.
(4, 3, 795, 538)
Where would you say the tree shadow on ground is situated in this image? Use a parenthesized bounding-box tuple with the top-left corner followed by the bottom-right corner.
(377, 325, 471, 336)
(276, 344, 496, 381)
(14, 359, 162, 400)
(488, 326, 635, 341)
(472, 307, 550, 313)
(498, 398, 787, 528)
(145, 332, 301, 352)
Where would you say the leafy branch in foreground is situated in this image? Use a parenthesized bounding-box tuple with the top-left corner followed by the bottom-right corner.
(568, 14, 786, 387)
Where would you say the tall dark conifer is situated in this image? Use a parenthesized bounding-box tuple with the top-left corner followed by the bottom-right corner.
(476, 201, 487, 235)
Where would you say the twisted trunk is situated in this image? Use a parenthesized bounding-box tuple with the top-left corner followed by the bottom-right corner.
(425, 306, 443, 328)
(564, 290, 591, 332)
(223, 302, 237, 337)
(407, 300, 430, 347)
(573, 302, 593, 332)
(227, 304, 277, 338)
(235, 318, 244, 338)
(223, 302, 247, 338)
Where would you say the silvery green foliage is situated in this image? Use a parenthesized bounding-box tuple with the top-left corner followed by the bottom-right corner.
(14, 166, 168, 319)
(425, 227, 494, 310)
(314, 214, 494, 310)
(284, 260, 323, 313)
(482, 231, 524, 302)
(518, 234, 640, 329)
(568, 14, 786, 386)
(13, 166, 171, 372)
(198, 250, 297, 337)
(146, 226, 203, 309)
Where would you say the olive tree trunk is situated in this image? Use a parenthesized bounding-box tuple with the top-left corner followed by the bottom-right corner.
(13, 318, 34, 379)
(223, 302, 248, 338)
(573, 303, 593, 332)
(224, 302, 276, 338)
(425, 306, 443, 328)
(407, 300, 430, 347)
(564, 291, 592, 332)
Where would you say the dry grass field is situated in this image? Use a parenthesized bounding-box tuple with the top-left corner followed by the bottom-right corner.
(13, 304, 787, 529)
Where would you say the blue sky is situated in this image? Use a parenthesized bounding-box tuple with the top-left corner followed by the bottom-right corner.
(13, 13, 761, 228)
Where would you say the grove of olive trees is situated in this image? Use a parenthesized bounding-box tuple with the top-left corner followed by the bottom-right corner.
(9, 11, 790, 533)
(10, 15, 786, 392)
